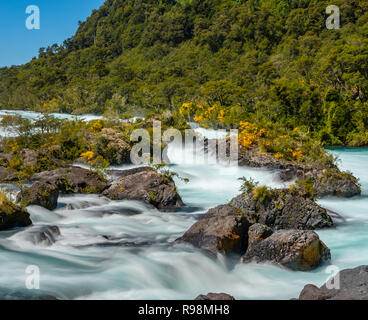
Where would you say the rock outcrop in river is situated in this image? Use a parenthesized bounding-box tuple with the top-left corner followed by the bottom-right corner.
(211, 139, 361, 198)
(177, 205, 249, 255)
(230, 188, 333, 230)
(0, 200, 32, 231)
(15, 166, 184, 211)
(243, 227, 330, 271)
(30, 166, 110, 194)
(298, 265, 368, 300)
(17, 182, 59, 210)
(178, 187, 333, 271)
(103, 167, 185, 211)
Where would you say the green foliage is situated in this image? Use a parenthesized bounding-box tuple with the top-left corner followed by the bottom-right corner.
(239, 177, 259, 193)
(1, 0, 368, 145)
(252, 186, 271, 204)
(295, 178, 317, 200)
(152, 163, 189, 183)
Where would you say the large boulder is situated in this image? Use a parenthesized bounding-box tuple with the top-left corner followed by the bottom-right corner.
(106, 167, 152, 180)
(17, 182, 59, 210)
(31, 166, 109, 194)
(242, 229, 331, 271)
(195, 293, 235, 300)
(230, 189, 333, 230)
(177, 205, 250, 255)
(102, 167, 184, 210)
(298, 265, 368, 300)
(247, 223, 273, 248)
(178, 185, 333, 270)
(0, 198, 32, 231)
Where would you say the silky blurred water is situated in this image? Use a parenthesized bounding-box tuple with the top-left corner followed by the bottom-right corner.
(0, 112, 367, 300)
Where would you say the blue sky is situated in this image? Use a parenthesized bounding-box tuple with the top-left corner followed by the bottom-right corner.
(0, 0, 105, 67)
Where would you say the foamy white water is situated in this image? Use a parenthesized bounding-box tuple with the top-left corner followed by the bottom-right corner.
(0, 112, 367, 300)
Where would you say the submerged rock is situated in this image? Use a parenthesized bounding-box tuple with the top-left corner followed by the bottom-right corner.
(195, 293, 235, 300)
(177, 205, 250, 255)
(298, 265, 368, 300)
(31, 166, 109, 194)
(17, 182, 59, 210)
(103, 167, 184, 210)
(242, 229, 331, 271)
(230, 188, 333, 230)
(0, 201, 32, 231)
(28, 226, 61, 246)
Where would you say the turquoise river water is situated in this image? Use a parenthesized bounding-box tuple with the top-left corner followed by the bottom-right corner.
(0, 110, 367, 300)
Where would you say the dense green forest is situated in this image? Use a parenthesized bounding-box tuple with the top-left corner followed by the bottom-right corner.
(1, 0, 368, 146)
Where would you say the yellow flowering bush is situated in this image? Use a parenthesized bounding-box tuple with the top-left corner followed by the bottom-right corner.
(274, 152, 284, 159)
(88, 120, 104, 133)
(261, 129, 305, 162)
(179, 102, 229, 128)
(179, 103, 195, 119)
(238, 122, 266, 149)
(43, 98, 58, 113)
(81, 151, 95, 161)
(6, 140, 19, 153)
(8, 157, 22, 170)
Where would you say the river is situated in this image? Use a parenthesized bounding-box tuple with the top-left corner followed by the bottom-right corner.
(0, 111, 367, 300)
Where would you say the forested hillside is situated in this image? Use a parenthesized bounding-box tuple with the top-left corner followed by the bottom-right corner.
(1, 0, 368, 145)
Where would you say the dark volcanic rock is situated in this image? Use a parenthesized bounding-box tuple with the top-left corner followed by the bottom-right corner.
(178, 185, 333, 270)
(247, 223, 273, 248)
(106, 167, 152, 180)
(195, 293, 235, 301)
(0, 202, 32, 231)
(17, 182, 59, 210)
(177, 205, 250, 255)
(31, 166, 109, 194)
(239, 146, 360, 198)
(279, 168, 297, 182)
(215, 139, 360, 198)
(242, 229, 331, 271)
(102, 167, 184, 210)
(230, 189, 333, 230)
(298, 265, 368, 300)
(302, 169, 361, 198)
(238, 146, 289, 169)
